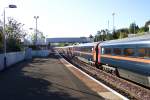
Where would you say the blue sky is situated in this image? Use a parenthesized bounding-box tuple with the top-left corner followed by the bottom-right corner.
(0, 0, 150, 38)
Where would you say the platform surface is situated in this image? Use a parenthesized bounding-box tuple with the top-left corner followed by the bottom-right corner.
(0, 53, 104, 100)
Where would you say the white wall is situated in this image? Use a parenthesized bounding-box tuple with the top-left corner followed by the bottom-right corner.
(32, 50, 49, 57)
(25, 48, 32, 60)
(6, 52, 25, 67)
(0, 49, 50, 71)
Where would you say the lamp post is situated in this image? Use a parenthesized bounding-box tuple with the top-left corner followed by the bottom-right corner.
(3, 4, 17, 68)
(107, 20, 110, 34)
(112, 12, 115, 34)
(33, 16, 39, 46)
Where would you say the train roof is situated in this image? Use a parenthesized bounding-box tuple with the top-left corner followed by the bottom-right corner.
(75, 42, 99, 47)
(55, 45, 74, 49)
(101, 34, 150, 46)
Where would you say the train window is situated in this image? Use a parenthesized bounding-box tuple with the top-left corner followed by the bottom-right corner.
(124, 48, 135, 56)
(138, 48, 146, 57)
(101, 48, 104, 54)
(104, 48, 111, 54)
(148, 49, 150, 57)
(113, 48, 121, 55)
(138, 48, 150, 58)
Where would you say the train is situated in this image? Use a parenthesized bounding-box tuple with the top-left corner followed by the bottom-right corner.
(55, 35, 150, 87)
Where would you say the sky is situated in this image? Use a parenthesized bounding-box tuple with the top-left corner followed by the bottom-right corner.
(0, 0, 150, 38)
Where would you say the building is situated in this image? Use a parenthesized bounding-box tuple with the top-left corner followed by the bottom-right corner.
(46, 37, 92, 44)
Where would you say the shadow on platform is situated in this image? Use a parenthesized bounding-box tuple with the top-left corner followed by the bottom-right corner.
(0, 59, 79, 100)
(0, 53, 103, 100)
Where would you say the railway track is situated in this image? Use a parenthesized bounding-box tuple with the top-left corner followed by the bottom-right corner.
(61, 54, 150, 100)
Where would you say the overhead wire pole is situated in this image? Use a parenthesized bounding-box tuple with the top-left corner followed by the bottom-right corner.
(108, 20, 110, 34)
(108, 20, 109, 30)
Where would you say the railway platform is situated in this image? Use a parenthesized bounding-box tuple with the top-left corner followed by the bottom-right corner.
(0, 52, 127, 100)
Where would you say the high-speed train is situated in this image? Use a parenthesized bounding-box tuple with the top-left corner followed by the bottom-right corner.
(55, 34, 150, 87)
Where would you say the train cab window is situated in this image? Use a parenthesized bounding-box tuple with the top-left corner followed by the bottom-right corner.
(86, 47, 92, 52)
(104, 48, 111, 55)
(124, 48, 135, 56)
(113, 48, 121, 55)
(81, 47, 92, 53)
(91, 48, 93, 51)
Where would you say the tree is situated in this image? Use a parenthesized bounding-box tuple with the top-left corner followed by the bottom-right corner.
(89, 34, 94, 42)
(93, 20, 150, 41)
(5, 17, 26, 52)
(138, 20, 150, 33)
(94, 35, 98, 42)
(100, 30, 106, 41)
(30, 29, 45, 45)
(145, 20, 150, 27)
(117, 28, 129, 33)
(94, 31, 101, 42)
(129, 22, 139, 34)
(95, 30, 104, 41)
(138, 26, 149, 33)
(115, 28, 129, 39)
(94, 29, 114, 41)
(119, 32, 128, 39)
(89, 34, 93, 39)
(105, 33, 113, 40)
(113, 31, 119, 39)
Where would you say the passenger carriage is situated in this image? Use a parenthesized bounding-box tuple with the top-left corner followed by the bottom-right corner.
(73, 42, 98, 64)
(100, 37, 150, 87)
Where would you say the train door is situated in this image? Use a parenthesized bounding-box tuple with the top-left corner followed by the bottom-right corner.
(97, 45, 101, 64)
(93, 42, 101, 67)
(93, 46, 96, 62)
